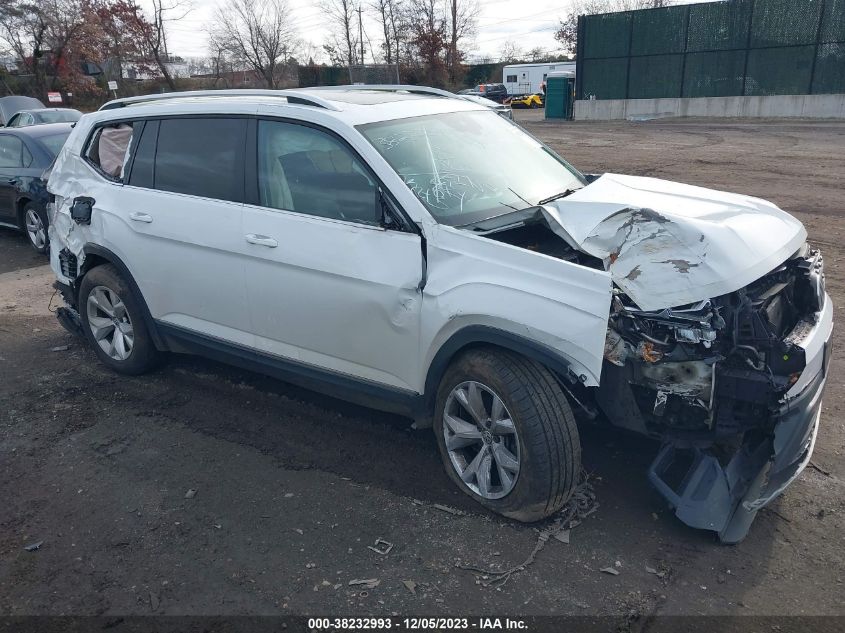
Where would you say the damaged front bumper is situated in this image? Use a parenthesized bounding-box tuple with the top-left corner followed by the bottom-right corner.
(648, 291, 832, 543)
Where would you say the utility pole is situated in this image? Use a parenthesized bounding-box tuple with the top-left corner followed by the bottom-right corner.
(357, 5, 365, 70)
(450, 0, 457, 85)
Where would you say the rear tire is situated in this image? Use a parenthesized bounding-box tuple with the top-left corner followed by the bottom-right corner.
(23, 202, 49, 254)
(79, 264, 161, 375)
(433, 348, 581, 522)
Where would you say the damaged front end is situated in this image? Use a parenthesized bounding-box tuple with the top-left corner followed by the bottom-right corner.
(599, 245, 831, 542)
(470, 172, 830, 540)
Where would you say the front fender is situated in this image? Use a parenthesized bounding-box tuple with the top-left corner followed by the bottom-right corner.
(420, 224, 612, 391)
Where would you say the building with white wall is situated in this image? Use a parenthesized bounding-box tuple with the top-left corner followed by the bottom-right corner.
(502, 62, 576, 95)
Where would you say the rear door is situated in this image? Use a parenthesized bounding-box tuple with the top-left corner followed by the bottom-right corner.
(89, 116, 254, 346)
(241, 118, 423, 392)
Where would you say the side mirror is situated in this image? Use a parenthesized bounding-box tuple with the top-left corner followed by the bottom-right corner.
(71, 196, 95, 224)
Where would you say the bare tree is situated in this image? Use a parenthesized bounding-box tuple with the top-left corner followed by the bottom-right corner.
(499, 40, 523, 64)
(406, 0, 447, 87)
(299, 40, 323, 65)
(369, 0, 403, 80)
(210, 0, 297, 89)
(527, 47, 548, 62)
(0, 0, 98, 96)
(203, 37, 234, 87)
(321, 0, 358, 82)
(94, 0, 159, 88)
(322, 34, 349, 67)
(445, 0, 478, 86)
(0, 2, 48, 94)
(131, 0, 192, 91)
(0, 0, 188, 97)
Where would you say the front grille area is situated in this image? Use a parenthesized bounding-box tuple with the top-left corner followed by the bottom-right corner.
(59, 248, 78, 280)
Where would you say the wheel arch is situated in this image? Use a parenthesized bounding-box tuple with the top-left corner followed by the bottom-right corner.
(419, 325, 582, 427)
(77, 243, 167, 350)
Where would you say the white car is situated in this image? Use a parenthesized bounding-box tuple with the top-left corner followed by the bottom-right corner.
(46, 87, 831, 542)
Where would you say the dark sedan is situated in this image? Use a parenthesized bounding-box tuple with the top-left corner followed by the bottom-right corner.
(6, 108, 82, 128)
(0, 122, 73, 253)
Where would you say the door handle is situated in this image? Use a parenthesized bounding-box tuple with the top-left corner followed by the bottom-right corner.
(6, 178, 18, 186)
(245, 234, 278, 248)
(129, 212, 153, 223)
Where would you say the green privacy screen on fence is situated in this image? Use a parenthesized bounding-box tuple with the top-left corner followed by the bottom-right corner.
(575, 0, 845, 100)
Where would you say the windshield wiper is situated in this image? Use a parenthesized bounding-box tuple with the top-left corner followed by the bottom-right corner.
(508, 187, 533, 210)
(538, 189, 577, 205)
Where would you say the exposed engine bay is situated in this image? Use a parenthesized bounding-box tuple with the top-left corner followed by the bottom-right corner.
(600, 242, 823, 440)
(483, 211, 829, 543)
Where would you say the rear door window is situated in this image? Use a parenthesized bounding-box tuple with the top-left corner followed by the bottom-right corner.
(153, 117, 246, 203)
(37, 133, 70, 160)
(86, 122, 137, 180)
(0, 135, 24, 168)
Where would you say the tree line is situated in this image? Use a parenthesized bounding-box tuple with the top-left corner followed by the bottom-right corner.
(210, 0, 481, 89)
(0, 0, 483, 98)
(0, 0, 191, 97)
(0, 0, 674, 102)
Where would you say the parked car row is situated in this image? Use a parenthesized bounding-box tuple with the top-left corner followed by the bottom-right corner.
(0, 96, 81, 253)
(0, 96, 45, 127)
(5, 108, 81, 128)
(458, 84, 545, 109)
(458, 83, 509, 103)
(0, 122, 74, 253)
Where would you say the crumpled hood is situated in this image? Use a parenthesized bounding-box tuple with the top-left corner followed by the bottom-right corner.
(540, 173, 807, 311)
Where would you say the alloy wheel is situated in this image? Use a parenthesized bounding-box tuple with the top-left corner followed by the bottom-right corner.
(86, 285, 134, 361)
(25, 208, 46, 250)
(442, 380, 520, 499)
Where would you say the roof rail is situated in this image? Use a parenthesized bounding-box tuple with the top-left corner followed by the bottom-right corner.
(303, 84, 457, 99)
(98, 89, 342, 112)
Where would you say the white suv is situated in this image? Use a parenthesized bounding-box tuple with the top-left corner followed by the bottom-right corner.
(47, 87, 831, 542)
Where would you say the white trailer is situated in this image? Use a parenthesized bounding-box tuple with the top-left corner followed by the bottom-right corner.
(503, 62, 576, 96)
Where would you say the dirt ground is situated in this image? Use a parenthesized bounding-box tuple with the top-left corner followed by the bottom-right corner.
(1, 112, 844, 625)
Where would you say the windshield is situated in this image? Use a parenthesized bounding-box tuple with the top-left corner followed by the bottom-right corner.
(38, 132, 71, 158)
(36, 110, 80, 123)
(358, 110, 584, 226)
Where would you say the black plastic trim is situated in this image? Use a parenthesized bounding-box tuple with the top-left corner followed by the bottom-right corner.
(423, 325, 578, 413)
(157, 321, 423, 417)
(244, 118, 259, 206)
(122, 119, 147, 184)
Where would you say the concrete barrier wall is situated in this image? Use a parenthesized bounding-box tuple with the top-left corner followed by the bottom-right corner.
(574, 94, 845, 120)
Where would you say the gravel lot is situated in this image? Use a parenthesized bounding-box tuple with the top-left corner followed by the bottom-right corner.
(2, 112, 844, 624)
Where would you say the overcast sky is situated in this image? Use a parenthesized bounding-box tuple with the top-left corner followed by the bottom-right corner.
(154, 0, 586, 62)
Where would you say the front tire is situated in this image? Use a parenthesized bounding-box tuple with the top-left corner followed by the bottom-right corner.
(433, 348, 581, 522)
(79, 264, 161, 375)
(23, 202, 49, 254)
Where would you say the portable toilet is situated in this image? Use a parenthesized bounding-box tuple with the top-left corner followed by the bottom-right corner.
(545, 70, 576, 120)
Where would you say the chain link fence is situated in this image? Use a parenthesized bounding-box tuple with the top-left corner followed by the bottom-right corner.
(298, 64, 400, 87)
(575, 0, 845, 100)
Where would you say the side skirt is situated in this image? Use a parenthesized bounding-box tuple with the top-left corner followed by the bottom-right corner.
(156, 322, 425, 419)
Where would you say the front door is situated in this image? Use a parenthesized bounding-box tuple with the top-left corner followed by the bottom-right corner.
(242, 118, 423, 392)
